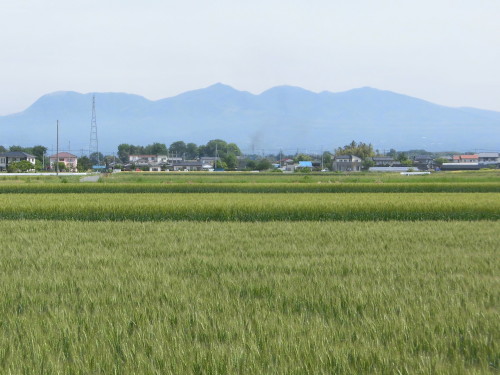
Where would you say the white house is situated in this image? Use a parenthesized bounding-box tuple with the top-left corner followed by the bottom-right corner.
(0, 151, 37, 171)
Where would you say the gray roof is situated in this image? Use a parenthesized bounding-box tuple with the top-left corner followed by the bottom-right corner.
(335, 155, 362, 160)
(478, 152, 499, 158)
(372, 157, 395, 161)
(413, 155, 433, 160)
(173, 162, 204, 167)
(0, 151, 36, 158)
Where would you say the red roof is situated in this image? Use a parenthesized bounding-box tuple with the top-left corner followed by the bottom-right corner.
(460, 155, 478, 159)
(49, 152, 77, 158)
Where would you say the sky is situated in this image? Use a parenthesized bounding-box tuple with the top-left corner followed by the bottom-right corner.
(1, 0, 499, 115)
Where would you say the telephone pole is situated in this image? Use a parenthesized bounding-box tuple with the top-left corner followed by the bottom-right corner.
(56, 120, 59, 176)
(89, 95, 99, 165)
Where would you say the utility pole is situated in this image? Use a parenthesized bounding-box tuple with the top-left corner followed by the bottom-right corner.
(89, 95, 99, 166)
(56, 120, 59, 176)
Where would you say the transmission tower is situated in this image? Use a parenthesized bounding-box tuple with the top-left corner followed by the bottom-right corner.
(89, 95, 99, 164)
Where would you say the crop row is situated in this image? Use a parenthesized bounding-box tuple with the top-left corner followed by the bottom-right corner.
(0, 193, 498, 221)
(1, 182, 500, 194)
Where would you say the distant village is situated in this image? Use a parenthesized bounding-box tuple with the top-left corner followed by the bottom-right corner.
(0, 140, 499, 173)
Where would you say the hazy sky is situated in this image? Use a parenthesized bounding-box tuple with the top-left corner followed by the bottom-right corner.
(1, 0, 499, 115)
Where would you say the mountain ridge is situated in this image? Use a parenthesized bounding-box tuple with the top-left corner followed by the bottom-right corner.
(1, 84, 499, 152)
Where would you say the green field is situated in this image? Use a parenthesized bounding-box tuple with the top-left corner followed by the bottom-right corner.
(0, 193, 499, 221)
(1, 221, 498, 374)
(0, 171, 498, 374)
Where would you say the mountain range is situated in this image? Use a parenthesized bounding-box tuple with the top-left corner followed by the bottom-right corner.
(1, 83, 499, 153)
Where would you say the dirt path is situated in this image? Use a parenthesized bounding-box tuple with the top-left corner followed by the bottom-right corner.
(80, 175, 100, 182)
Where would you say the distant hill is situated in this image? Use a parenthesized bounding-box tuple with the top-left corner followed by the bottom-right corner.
(1, 83, 499, 153)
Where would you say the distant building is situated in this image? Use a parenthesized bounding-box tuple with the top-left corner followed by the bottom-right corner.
(297, 161, 313, 170)
(452, 154, 478, 163)
(371, 157, 397, 166)
(0, 151, 37, 171)
(170, 162, 213, 171)
(128, 155, 183, 168)
(441, 163, 480, 171)
(412, 155, 434, 170)
(49, 152, 78, 171)
(332, 155, 362, 172)
(478, 152, 499, 166)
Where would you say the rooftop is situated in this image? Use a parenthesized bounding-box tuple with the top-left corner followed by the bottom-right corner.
(49, 152, 77, 158)
(0, 151, 36, 158)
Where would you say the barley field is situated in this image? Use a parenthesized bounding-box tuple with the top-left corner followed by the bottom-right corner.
(0, 221, 498, 374)
(0, 171, 498, 374)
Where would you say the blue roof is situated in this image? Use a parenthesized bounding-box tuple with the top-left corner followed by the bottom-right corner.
(298, 161, 313, 167)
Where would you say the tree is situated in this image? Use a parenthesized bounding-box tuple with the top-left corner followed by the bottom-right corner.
(335, 141, 375, 160)
(186, 143, 199, 159)
(226, 143, 242, 156)
(201, 139, 228, 157)
(169, 141, 187, 158)
(222, 153, 238, 170)
(387, 149, 397, 159)
(0, 145, 6, 153)
(56, 162, 67, 172)
(401, 159, 414, 167)
(77, 156, 92, 172)
(362, 159, 375, 170)
(245, 160, 257, 170)
(89, 152, 104, 165)
(8, 160, 34, 172)
(322, 152, 332, 168)
(31, 145, 47, 161)
(397, 152, 409, 163)
(9, 145, 24, 152)
(434, 157, 448, 166)
(117, 144, 133, 163)
(293, 153, 313, 163)
(256, 159, 272, 171)
(34, 159, 43, 171)
(144, 143, 168, 155)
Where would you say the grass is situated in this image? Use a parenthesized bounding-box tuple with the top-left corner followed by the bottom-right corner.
(100, 170, 500, 184)
(0, 193, 498, 221)
(0, 220, 498, 374)
(1, 182, 500, 193)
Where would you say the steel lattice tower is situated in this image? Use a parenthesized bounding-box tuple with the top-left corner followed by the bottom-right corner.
(89, 95, 99, 164)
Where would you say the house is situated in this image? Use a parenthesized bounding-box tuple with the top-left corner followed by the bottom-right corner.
(0, 151, 37, 171)
(129, 155, 164, 164)
(412, 155, 434, 170)
(297, 161, 313, 170)
(128, 155, 180, 169)
(49, 152, 78, 171)
(170, 162, 213, 171)
(332, 155, 362, 172)
(371, 157, 397, 166)
(452, 154, 479, 163)
(478, 152, 499, 166)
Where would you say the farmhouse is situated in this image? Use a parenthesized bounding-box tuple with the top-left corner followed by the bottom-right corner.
(332, 155, 362, 172)
(371, 157, 397, 166)
(0, 151, 37, 171)
(478, 152, 499, 166)
(452, 154, 479, 163)
(412, 155, 434, 170)
(49, 152, 78, 171)
(170, 162, 213, 171)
